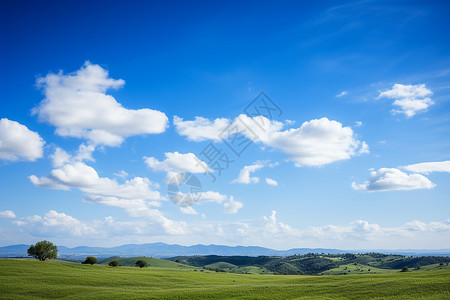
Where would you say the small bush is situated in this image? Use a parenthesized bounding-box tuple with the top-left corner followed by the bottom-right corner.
(109, 260, 119, 267)
(83, 256, 98, 265)
(400, 266, 409, 272)
(136, 260, 147, 268)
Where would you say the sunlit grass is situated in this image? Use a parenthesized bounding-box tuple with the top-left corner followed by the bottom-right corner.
(1, 259, 449, 299)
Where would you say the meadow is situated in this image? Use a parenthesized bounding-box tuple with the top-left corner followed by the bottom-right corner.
(1, 259, 449, 299)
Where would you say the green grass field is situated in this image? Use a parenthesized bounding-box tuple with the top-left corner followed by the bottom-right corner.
(411, 263, 450, 272)
(1, 259, 449, 299)
(99, 256, 197, 269)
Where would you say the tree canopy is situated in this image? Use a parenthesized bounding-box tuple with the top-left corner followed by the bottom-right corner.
(27, 241, 58, 261)
(136, 260, 147, 268)
(83, 256, 98, 265)
(109, 260, 119, 267)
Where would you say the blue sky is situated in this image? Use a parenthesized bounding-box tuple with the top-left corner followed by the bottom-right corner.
(1, 0, 450, 249)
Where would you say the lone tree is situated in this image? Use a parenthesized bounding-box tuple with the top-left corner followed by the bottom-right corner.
(109, 260, 119, 267)
(83, 256, 98, 265)
(136, 260, 147, 268)
(401, 266, 409, 272)
(27, 241, 58, 261)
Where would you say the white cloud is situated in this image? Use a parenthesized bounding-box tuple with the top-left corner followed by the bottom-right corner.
(29, 162, 186, 235)
(336, 90, 348, 97)
(8, 209, 450, 249)
(33, 62, 168, 146)
(352, 168, 435, 192)
(50, 144, 95, 168)
(144, 152, 211, 174)
(0, 118, 44, 162)
(173, 116, 230, 142)
(403, 161, 450, 174)
(176, 114, 367, 167)
(359, 141, 370, 154)
(15, 210, 95, 236)
(261, 211, 298, 236)
(13, 210, 183, 239)
(265, 177, 278, 186)
(114, 170, 129, 179)
(169, 189, 229, 208)
(0, 210, 16, 218)
(196, 191, 228, 204)
(223, 197, 243, 214)
(238, 115, 367, 167)
(378, 83, 433, 117)
(30, 162, 161, 200)
(232, 164, 263, 184)
(180, 206, 198, 215)
(50, 147, 71, 167)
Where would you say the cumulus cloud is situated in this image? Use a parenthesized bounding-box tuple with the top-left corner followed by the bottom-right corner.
(265, 177, 278, 186)
(378, 83, 433, 117)
(13, 210, 180, 238)
(173, 116, 230, 142)
(30, 162, 160, 200)
(33, 62, 168, 146)
(223, 197, 243, 214)
(144, 152, 211, 174)
(403, 161, 450, 174)
(352, 168, 435, 192)
(29, 162, 186, 235)
(240, 115, 367, 167)
(176, 114, 367, 167)
(15, 210, 95, 236)
(232, 164, 263, 184)
(0, 118, 44, 162)
(261, 210, 297, 236)
(0, 210, 16, 218)
(50, 144, 95, 168)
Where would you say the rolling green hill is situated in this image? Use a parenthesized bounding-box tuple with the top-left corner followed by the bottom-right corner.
(321, 263, 399, 275)
(99, 256, 196, 269)
(1, 259, 449, 299)
(166, 253, 450, 275)
(203, 261, 238, 269)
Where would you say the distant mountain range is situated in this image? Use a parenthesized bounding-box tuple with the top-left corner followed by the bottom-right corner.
(1, 243, 449, 260)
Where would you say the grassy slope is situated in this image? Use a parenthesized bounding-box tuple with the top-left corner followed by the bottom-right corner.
(201, 262, 274, 274)
(99, 256, 196, 269)
(322, 263, 399, 275)
(227, 265, 275, 275)
(1, 259, 449, 299)
(203, 262, 238, 269)
(412, 263, 450, 272)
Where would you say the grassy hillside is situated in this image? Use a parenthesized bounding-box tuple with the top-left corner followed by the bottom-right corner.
(99, 256, 196, 269)
(322, 263, 399, 275)
(167, 253, 450, 275)
(203, 261, 238, 269)
(1, 259, 449, 299)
